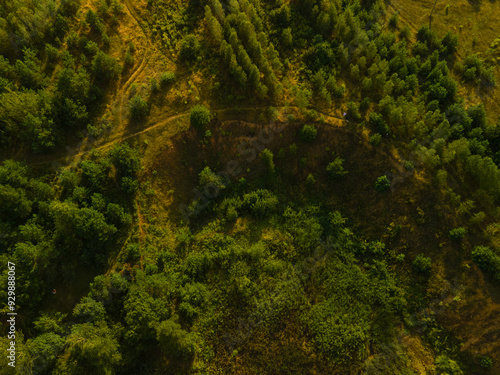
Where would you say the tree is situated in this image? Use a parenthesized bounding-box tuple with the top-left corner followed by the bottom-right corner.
(300, 124, 318, 142)
(435, 355, 464, 375)
(179, 34, 200, 62)
(91, 51, 122, 83)
(369, 112, 389, 134)
(346, 101, 362, 122)
(326, 158, 348, 179)
(106, 203, 132, 226)
(129, 94, 148, 121)
(472, 246, 500, 282)
(198, 166, 226, 190)
(205, 6, 223, 45)
(109, 143, 141, 177)
(73, 296, 106, 322)
(374, 175, 391, 192)
(55, 322, 121, 375)
(448, 227, 467, 241)
(156, 319, 196, 361)
(413, 254, 432, 275)
(439, 31, 458, 58)
(26, 333, 65, 374)
(260, 149, 275, 173)
(190, 105, 211, 129)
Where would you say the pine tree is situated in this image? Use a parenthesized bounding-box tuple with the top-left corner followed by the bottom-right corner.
(205, 6, 223, 45)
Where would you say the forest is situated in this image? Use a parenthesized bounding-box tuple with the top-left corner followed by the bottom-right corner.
(1, 0, 500, 373)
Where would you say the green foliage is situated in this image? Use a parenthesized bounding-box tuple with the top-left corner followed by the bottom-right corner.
(159, 71, 175, 87)
(458, 54, 495, 85)
(369, 112, 389, 134)
(156, 319, 196, 360)
(199, 166, 226, 190)
(299, 124, 318, 142)
(27, 332, 66, 373)
(109, 143, 141, 177)
(369, 133, 382, 146)
(281, 206, 322, 257)
(260, 148, 275, 173)
(472, 246, 500, 283)
(413, 254, 432, 275)
(55, 322, 121, 375)
(346, 101, 362, 122)
(73, 296, 106, 322)
(179, 34, 201, 62)
(326, 157, 348, 179)
(374, 175, 391, 192)
(388, 13, 398, 28)
(190, 105, 211, 129)
(448, 227, 467, 241)
(129, 94, 149, 121)
(435, 355, 464, 374)
(480, 356, 493, 368)
(91, 51, 122, 83)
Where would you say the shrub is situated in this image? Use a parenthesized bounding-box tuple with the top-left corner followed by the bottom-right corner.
(435, 355, 463, 375)
(300, 124, 318, 142)
(129, 95, 148, 121)
(190, 105, 211, 129)
(326, 158, 348, 179)
(198, 166, 226, 190)
(480, 356, 493, 369)
(374, 175, 391, 192)
(449, 227, 467, 241)
(346, 101, 362, 122)
(306, 174, 316, 185)
(471, 246, 500, 282)
(260, 149, 275, 173)
(179, 34, 201, 62)
(226, 206, 238, 221)
(242, 189, 279, 217)
(399, 25, 411, 41)
(156, 319, 196, 360)
(91, 51, 122, 82)
(404, 161, 414, 171)
(389, 13, 398, 28)
(369, 112, 389, 134)
(413, 254, 432, 275)
(369, 133, 382, 146)
(159, 71, 175, 87)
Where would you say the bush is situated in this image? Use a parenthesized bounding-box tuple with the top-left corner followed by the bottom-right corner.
(179, 34, 201, 62)
(413, 254, 432, 275)
(480, 356, 493, 369)
(226, 206, 238, 221)
(156, 319, 196, 360)
(389, 14, 398, 28)
(326, 157, 348, 179)
(190, 105, 211, 129)
(369, 133, 382, 146)
(306, 173, 316, 185)
(260, 149, 275, 173)
(300, 124, 318, 142)
(129, 95, 148, 121)
(448, 227, 467, 241)
(374, 175, 391, 192)
(369, 112, 389, 134)
(435, 355, 463, 375)
(346, 101, 362, 122)
(91, 51, 122, 83)
(472, 246, 500, 282)
(159, 71, 175, 87)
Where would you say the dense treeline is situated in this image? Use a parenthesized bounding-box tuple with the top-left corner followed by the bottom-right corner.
(1, 0, 500, 373)
(0, 0, 125, 153)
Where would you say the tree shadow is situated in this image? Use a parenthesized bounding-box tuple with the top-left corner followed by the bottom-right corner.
(467, 0, 483, 11)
